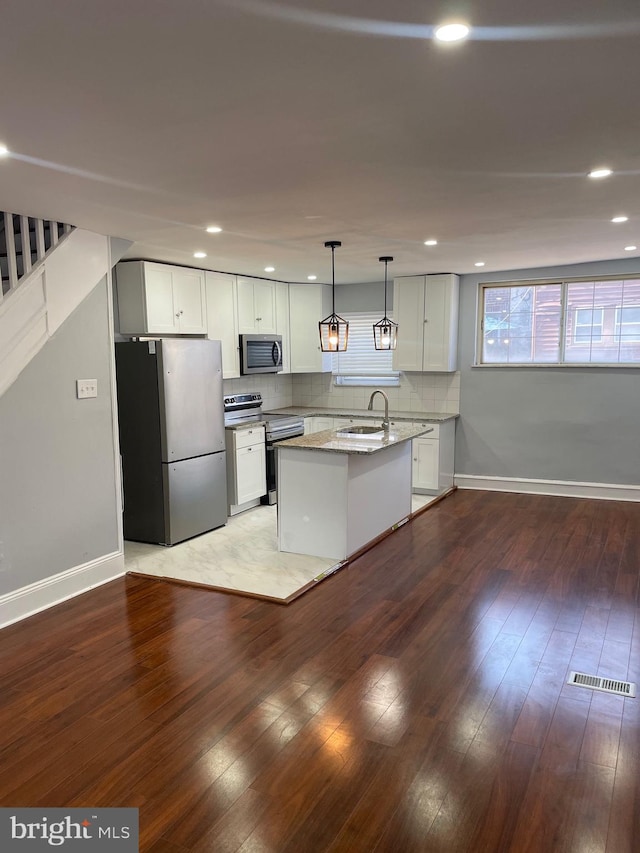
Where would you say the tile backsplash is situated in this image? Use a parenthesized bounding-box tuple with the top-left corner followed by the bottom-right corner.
(223, 374, 294, 410)
(223, 372, 460, 414)
(291, 372, 460, 413)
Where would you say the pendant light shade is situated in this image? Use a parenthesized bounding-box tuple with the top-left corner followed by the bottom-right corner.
(319, 240, 349, 352)
(373, 255, 398, 350)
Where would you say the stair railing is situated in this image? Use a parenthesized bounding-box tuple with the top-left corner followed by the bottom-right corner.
(0, 213, 74, 304)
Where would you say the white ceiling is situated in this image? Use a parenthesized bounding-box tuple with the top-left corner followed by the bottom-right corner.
(1, 0, 639, 283)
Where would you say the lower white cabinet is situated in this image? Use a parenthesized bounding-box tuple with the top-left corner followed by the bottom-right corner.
(411, 420, 455, 494)
(304, 416, 331, 434)
(225, 425, 266, 514)
(412, 435, 439, 491)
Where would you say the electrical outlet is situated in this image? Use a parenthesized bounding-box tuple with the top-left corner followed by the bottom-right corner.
(77, 379, 98, 399)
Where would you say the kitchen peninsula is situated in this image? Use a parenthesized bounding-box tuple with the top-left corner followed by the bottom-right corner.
(277, 422, 434, 561)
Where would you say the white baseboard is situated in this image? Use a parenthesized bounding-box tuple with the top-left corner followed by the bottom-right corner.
(454, 474, 640, 502)
(0, 550, 125, 629)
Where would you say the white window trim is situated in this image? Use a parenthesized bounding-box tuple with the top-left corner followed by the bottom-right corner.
(572, 306, 604, 344)
(615, 306, 640, 343)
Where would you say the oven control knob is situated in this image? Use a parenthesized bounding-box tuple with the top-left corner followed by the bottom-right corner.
(229, 397, 235, 404)
(252, 394, 259, 400)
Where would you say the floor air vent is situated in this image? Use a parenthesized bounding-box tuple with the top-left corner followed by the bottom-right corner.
(567, 671, 636, 698)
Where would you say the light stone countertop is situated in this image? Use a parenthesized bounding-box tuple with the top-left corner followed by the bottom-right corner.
(263, 406, 458, 423)
(224, 421, 269, 432)
(277, 423, 434, 455)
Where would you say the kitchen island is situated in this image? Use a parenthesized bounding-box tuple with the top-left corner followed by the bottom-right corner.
(277, 423, 434, 561)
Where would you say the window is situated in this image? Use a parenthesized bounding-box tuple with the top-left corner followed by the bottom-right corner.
(332, 311, 400, 386)
(615, 306, 640, 343)
(573, 307, 603, 343)
(479, 276, 640, 365)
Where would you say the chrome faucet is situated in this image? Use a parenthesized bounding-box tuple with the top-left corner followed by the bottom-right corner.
(368, 389, 390, 431)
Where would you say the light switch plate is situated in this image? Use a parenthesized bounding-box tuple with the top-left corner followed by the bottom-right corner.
(77, 379, 98, 399)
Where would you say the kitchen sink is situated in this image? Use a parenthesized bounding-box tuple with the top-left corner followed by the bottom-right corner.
(336, 424, 386, 439)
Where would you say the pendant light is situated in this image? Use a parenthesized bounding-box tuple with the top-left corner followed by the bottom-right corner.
(319, 240, 349, 352)
(373, 255, 398, 350)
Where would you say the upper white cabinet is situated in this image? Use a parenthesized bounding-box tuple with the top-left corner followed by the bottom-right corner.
(116, 261, 206, 335)
(275, 282, 291, 374)
(237, 277, 277, 333)
(392, 274, 459, 372)
(205, 271, 240, 379)
(289, 284, 332, 373)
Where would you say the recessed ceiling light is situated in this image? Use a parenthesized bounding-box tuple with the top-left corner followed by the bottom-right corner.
(0, 144, 9, 157)
(588, 168, 612, 179)
(307, 275, 317, 280)
(624, 245, 637, 251)
(475, 261, 485, 267)
(611, 216, 628, 223)
(206, 225, 222, 233)
(194, 251, 207, 259)
(264, 266, 275, 272)
(424, 239, 438, 246)
(434, 22, 470, 43)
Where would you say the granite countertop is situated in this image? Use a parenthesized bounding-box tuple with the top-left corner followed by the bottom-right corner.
(277, 423, 434, 455)
(224, 420, 268, 432)
(263, 406, 458, 423)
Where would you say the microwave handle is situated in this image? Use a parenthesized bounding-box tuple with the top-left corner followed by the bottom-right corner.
(273, 340, 282, 366)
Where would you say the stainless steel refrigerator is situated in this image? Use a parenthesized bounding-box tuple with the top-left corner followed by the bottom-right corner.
(115, 338, 228, 545)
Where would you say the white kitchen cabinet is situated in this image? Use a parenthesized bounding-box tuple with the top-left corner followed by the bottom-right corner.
(116, 261, 206, 335)
(313, 416, 336, 432)
(237, 277, 277, 333)
(205, 271, 240, 378)
(412, 436, 439, 491)
(304, 416, 336, 434)
(289, 284, 332, 373)
(275, 282, 291, 373)
(393, 274, 459, 372)
(226, 425, 266, 515)
(411, 420, 456, 494)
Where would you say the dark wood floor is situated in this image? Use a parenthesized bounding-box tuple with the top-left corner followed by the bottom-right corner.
(1, 489, 640, 852)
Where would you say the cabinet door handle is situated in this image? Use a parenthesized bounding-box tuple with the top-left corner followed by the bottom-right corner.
(248, 446, 252, 451)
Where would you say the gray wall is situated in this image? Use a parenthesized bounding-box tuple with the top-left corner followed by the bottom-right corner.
(336, 281, 391, 314)
(457, 257, 640, 485)
(0, 279, 120, 594)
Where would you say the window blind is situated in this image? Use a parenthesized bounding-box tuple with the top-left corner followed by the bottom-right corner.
(332, 311, 399, 385)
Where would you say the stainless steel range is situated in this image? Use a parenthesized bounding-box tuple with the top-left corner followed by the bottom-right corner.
(223, 392, 304, 505)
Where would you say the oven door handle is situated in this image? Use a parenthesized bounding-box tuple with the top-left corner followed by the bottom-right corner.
(272, 340, 282, 366)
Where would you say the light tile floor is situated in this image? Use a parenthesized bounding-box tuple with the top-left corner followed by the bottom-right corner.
(125, 494, 436, 602)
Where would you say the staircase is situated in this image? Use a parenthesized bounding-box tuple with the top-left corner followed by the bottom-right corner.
(0, 213, 73, 300)
(0, 211, 110, 398)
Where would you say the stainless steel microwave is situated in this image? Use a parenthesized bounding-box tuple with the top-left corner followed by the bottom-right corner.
(240, 334, 283, 374)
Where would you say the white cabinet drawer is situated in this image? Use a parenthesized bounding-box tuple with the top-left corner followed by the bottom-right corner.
(234, 425, 265, 449)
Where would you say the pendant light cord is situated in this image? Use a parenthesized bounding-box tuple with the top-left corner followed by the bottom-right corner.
(383, 258, 388, 317)
(331, 244, 336, 314)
